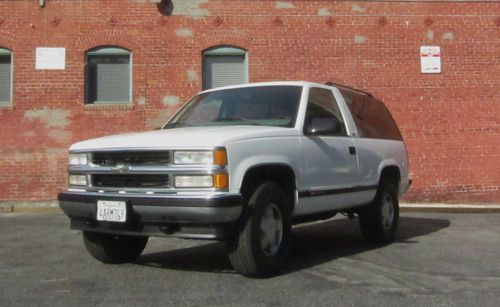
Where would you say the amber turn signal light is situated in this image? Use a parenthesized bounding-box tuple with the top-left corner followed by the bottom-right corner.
(213, 173, 229, 189)
(213, 148, 228, 165)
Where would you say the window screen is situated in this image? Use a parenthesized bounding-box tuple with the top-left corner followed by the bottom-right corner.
(0, 49, 12, 105)
(203, 46, 247, 90)
(85, 47, 131, 104)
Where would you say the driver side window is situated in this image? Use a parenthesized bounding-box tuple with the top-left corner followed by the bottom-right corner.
(304, 87, 347, 136)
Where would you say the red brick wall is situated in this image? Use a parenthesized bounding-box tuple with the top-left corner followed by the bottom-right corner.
(0, 0, 498, 203)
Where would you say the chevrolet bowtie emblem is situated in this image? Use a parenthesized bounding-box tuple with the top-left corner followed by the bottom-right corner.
(112, 164, 131, 174)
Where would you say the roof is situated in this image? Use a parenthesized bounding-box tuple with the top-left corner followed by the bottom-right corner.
(200, 81, 374, 98)
(200, 81, 310, 93)
(323, 81, 373, 97)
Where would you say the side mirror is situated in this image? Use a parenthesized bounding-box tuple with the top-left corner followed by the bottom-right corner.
(306, 117, 341, 135)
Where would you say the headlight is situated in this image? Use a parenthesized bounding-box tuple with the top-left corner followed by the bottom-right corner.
(174, 151, 213, 164)
(69, 153, 88, 165)
(174, 149, 227, 165)
(174, 175, 213, 188)
(174, 174, 229, 189)
(69, 174, 87, 186)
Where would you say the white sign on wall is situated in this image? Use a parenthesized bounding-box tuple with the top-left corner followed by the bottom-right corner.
(36, 47, 66, 70)
(420, 46, 441, 74)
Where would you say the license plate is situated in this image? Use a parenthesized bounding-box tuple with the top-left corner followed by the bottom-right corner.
(97, 200, 127, 223)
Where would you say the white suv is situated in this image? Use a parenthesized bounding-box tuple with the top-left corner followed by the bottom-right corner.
(59, 81, 410, 277)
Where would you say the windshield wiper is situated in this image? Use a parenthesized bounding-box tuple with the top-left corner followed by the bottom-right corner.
(215, 117, 260, 126)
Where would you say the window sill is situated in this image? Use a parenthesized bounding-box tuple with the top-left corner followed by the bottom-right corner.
(83, 103, 135, 111)
(0, 104, 14, 111)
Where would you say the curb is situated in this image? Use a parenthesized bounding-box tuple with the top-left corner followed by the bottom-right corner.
(2, 202, 500, 214)
(400, 203, 500, 213)
(0, 202, 61, 214)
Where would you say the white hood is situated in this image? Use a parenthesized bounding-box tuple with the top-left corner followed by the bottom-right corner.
(70, 126, 298, 151)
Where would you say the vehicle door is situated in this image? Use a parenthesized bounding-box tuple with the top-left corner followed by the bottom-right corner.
(297, 86, 359, 215)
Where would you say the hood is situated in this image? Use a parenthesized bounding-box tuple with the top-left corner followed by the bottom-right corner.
(70, 125, 298, 151)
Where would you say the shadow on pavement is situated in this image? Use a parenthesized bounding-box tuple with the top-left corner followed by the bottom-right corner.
(135, 216, 450, 275)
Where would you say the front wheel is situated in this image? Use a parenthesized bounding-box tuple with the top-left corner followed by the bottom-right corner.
(358, 182, 399, 244)
(82, 231, 148, 264)
(228, 181, 292, 277)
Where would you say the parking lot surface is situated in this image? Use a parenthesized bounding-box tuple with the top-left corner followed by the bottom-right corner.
(1, 212, 499, 306)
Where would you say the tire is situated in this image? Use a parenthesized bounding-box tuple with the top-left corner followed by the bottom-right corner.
(228, 181, 292, 277)
(82, 231, 148, 264)
(358, 181, 399, 245)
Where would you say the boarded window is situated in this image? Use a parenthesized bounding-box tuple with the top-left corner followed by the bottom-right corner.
(0, 48, 12, 105)
(203, 46, 248, 90)
(85, 47, 131, 104)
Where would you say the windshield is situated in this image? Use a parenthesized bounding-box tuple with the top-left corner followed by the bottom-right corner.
(164, 86, 303, 129)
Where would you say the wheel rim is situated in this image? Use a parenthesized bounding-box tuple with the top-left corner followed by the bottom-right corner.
(380, 193, 395, 231)
(259, 202, 283, 256)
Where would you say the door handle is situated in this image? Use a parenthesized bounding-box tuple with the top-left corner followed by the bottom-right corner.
(349, 146, 357, 155)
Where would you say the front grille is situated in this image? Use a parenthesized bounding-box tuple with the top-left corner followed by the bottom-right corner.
(91, 151, 170, 166)
(92, 174, 170, 189)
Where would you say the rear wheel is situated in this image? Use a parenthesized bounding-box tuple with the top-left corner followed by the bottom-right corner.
(82, 231, 148, 264)
(228, 181, 291, 277)
(358, 181, 399, 244)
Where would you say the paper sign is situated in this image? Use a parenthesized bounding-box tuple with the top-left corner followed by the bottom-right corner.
(36, 47, 66, 70)
(420, 46, 441, 74)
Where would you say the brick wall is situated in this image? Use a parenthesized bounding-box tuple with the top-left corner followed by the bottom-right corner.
(0, 0, 498, 203)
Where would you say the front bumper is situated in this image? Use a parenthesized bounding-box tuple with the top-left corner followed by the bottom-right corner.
(58, 191, 242, 240)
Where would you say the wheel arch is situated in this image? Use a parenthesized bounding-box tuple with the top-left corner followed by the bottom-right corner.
(239, 163, 297, 211)
(378, 165, 401, 191)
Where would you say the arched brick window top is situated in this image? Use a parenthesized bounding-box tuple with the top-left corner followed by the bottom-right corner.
(87, 45, 131, 54)
(204, 45, 247, 55)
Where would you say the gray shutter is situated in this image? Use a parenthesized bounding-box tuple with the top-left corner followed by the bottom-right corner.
(96, 62, 130, 102)
(204, 55, 245, 89)
(0, 55, 11, 104)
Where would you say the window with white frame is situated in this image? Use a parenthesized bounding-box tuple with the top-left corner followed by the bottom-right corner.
(203, 46, 248, 90)
(85, 46, 131, 104)
(0, 48, 12, 106)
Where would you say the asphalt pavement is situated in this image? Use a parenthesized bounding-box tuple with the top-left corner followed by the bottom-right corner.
(1, 212, 499, 306)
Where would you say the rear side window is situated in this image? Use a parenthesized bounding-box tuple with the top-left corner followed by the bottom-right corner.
(339, 89, 402, 141)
